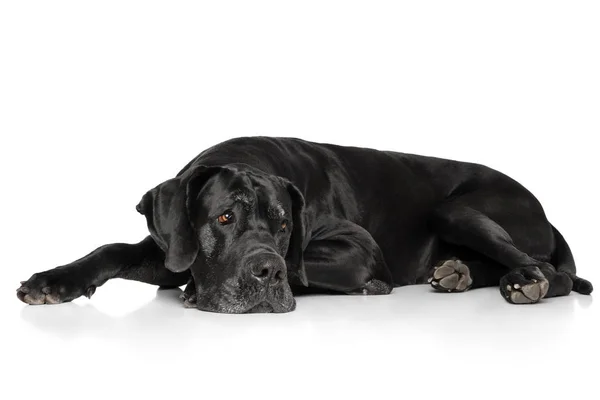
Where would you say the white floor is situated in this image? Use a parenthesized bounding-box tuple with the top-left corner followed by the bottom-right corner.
(4, 277, 598, 400)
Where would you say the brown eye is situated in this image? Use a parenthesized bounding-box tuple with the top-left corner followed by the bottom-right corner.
(217, 211, 234, 225)
(280, 220, 288, 232)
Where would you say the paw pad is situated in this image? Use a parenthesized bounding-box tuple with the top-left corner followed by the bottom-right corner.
(500, 266, 549, 304)
(504, 280, 549, 304)
(429, 259, 472, 292)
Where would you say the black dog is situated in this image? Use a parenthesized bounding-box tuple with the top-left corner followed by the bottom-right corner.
(17, 137, 593, 313)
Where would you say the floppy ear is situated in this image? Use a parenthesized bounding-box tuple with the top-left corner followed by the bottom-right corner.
(285, 182, 309, 287)
(136, 166, 221, 273)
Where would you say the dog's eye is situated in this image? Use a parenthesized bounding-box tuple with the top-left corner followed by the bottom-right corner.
(280, 220, 288, 232)
(217, 211, 235, 225)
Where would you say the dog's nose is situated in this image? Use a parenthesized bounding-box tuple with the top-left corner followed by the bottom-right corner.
(248, 254, 285, 285)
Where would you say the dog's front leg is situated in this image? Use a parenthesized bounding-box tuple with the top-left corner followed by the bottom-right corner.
(297, 218, 394, 295)
(17, 236, 189, 305)
(180, 278, 197, 308)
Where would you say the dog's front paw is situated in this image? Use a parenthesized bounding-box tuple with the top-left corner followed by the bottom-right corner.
(429, 259, 472, 292)
(499, 266, 549, 304)
(180, 279, 197, 308)
(17, 271, 95, 305)
(345, 279, 393, 295)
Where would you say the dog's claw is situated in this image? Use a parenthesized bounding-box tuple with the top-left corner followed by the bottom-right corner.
(85, 286, 96, 299)
(18, 286, 30, 293)
(183, 294, 197, 308)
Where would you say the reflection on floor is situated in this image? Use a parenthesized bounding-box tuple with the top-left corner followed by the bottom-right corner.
(8, 281, 597, 400)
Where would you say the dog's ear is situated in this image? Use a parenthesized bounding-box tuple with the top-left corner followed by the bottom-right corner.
(136, 166, 221, 273)
(285, 181, 309, 287)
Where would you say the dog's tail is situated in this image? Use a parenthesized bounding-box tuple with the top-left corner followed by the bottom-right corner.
(551, 224, 593, 294)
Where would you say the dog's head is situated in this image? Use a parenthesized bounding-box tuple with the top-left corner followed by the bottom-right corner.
(136, 164, 307, 313)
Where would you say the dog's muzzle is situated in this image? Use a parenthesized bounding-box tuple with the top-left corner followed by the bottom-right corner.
(240, 251, 295, 313)
(244, 252, 287, 287)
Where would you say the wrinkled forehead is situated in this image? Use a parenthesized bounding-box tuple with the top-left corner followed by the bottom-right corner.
(199, 169, 289, 214)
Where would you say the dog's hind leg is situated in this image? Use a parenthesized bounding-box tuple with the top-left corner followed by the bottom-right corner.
(430, 203, 575, 304)
(17, 236, 189, 305)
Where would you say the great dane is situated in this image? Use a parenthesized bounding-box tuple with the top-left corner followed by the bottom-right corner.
(17, 137, 593, 313)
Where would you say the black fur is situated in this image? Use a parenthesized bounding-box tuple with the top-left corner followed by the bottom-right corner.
(17, 137, 593, 312)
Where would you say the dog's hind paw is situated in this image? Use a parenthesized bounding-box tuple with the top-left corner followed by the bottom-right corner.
(499, 266, 549, 304)
(429, 259, 472, 292)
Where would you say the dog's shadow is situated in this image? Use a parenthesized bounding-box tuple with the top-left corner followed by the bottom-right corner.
(19, 288, 188, 338)
(18, 287, 331, 344)
(20, 285, 593, 349)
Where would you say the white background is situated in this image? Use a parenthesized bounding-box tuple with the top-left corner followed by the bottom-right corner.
(1, 1, 599, 399)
